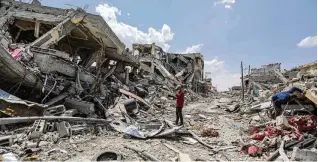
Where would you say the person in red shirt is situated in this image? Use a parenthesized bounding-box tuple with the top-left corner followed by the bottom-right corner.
(175, 85, 184, 126)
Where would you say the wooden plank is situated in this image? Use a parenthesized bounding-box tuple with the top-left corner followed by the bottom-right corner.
(305, 89, 317, 105)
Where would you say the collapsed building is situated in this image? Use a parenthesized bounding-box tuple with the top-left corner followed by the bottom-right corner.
(249, 63, 283, 84)
(0, 0, 211, 156)
(0, 1, 316, 161)
(0, 0, 212, 118)
(225, 61, 317, 161)
(241, 62, 316, 101)
(132, 43, 205, 92)
(0, 0, 145, 118)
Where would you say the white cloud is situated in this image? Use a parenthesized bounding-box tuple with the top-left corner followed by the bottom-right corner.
(204, 57, 240, 91)
(96, 3, 174, 51)
(214, 0, 236, 9)
(181, 45, 240, 91)
(222, 0, 236, 4)
(297, 35, 317, 48)
(127, 13, 130, 16)
(182, 44, 203, 53)
(224, 5, 232, 9)
(214, 0, 236, 5)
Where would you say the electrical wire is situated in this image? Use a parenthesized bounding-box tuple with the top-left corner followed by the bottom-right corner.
(41, 80, 57, 104)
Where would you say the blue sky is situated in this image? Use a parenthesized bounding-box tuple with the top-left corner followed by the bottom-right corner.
(40, 0, 317, 91)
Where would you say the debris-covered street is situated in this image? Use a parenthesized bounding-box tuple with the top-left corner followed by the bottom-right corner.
(0, 0, 317, 161)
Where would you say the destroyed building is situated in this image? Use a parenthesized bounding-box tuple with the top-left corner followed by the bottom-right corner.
(132, 43, 206, 92)
(0, 0, 209, 119)
(284, 61, 317, 80)
(249, 63, 282, 84)
(0, 1, 316, 161)
(0, 0, 148, 117)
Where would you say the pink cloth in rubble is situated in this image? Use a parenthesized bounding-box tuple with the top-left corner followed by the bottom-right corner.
(10, 48, 24, 61)
(248, 145, 261, 156)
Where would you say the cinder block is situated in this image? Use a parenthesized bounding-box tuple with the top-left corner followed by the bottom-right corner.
(57, 121, 72, 138)
(46, 122, 56, 132)
(29, 120, 46, 139)
(276, 115, 289, 127)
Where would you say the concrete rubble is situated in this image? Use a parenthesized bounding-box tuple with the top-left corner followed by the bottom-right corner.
(0, 0, 316, 161)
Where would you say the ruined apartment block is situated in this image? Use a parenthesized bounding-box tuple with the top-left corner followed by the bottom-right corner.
(0, 1, 316, 161)
(132, 43, 206, 92)
(0, 0, 210, 118)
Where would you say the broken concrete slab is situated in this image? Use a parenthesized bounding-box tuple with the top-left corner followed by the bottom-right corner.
(44, 92, 69, 107)
(275, 115, 289, 127)
(0, 44, 43, 90)
(29, 17, 77, 48)
(290, 147, 317, 161)
(162, 143, 192, 162)
(64, 98, 95, 116)
(57, 121, 72, 138)
(43, 105, 66, 116)
(33, 54, 95, 83)
(119, 88, 152, 109)
(250, 101, 272, 111)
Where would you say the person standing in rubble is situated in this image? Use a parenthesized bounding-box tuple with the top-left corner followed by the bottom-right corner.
(271, 87, 304, 118)
(175, 85, 185, 126)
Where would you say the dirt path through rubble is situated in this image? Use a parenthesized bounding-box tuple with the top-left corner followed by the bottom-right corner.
(51, 96, 264, 161)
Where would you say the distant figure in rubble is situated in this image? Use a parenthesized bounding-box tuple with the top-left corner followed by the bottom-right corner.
(175, 85, 184, 126)
(271, 87, 304, 118)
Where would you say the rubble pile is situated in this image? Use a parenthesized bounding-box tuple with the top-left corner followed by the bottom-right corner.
(226, 62, 317, 161)
(0, 1, 216, 161)
(0, 1, 316, 161)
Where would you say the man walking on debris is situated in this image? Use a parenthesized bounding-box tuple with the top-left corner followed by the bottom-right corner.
(271, 87, 304, 118)
(175, 85, 184, 126)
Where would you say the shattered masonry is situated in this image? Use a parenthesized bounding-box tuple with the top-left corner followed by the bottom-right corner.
(0, 0, 317, 161)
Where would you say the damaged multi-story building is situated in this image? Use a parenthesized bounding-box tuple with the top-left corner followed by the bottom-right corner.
(0, 0, 208, 119)
(237, 63, 287, 93)
(0, 1, 317, 161)
(237, 62, 316, 105)
(248, 63, 283, 84)
(132, 43, 205, 91)
(0, 0, 142, 117)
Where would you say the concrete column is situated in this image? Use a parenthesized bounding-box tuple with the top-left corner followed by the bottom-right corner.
(151, 43, 156, 55)
(150, 60, 155, 80)
(34, 21, 40, 38)
(125, 67, 129, 84)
